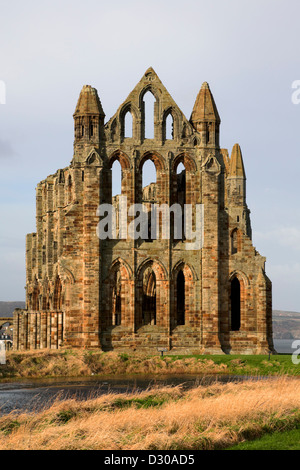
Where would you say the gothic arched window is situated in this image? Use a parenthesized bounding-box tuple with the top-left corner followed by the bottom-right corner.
(231, 277, 241, 331)
(124, 110, 133, 138)
(176, 270, 185, 325)
(143, 90, 156, 139)
(142, 268, 156, 325)
(164, 111, 174, 140)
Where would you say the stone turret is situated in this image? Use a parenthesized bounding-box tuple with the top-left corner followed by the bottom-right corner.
(73, 85, 105, 162)
(229, 143, 246, 178)
(228, 143, 246, 203)
(227, 143, 251, 237)
(190, 82, 220, 147)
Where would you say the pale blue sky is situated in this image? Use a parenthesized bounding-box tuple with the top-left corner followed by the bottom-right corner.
(0, 0, 299, 311)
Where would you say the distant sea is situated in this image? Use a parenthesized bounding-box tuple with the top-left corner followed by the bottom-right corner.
(273, 339, 300, 354)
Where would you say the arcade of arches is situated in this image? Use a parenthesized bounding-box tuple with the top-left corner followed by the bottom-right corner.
(13, 68, 274, 354)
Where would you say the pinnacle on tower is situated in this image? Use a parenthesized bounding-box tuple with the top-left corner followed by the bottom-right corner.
(74, 85, 105, 117)
(73, 85, 105, 160)
(190, 82, 220, 146)
(227, 143, 248, 223)
(190, 82, 220, 126)
(229, 143, 246, 178)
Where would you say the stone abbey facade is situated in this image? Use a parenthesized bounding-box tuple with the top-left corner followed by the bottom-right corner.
(13, 68, 274, 354)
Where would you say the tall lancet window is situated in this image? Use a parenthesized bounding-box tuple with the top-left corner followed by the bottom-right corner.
(142, 267, 156, 325)
(112, 270, 122, 326)
(176, 270, 185, 325)
(164, 111, 174, 141)
(143, 91, 155, 139)
(231, 277, 241, 331)
(124, 110, 133, 138)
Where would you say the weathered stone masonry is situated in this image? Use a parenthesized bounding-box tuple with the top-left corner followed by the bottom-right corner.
(13, 68, 274, 354)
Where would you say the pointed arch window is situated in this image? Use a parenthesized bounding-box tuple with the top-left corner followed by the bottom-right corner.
(171, 161, 186, 241)
(171, 262, 196, 330)
(111, 160, 122, 238)
(176, 270, 185, 325)
(124, 110, 133, 138)
(112, 160, 122, 198)
(164, 111, 174, 141)
(142, 268, 156, 325)
(143, 90, 155, 139)
(231, 277, 241, 331)
(142, 159, 157, 242)
(67, 175, 72, 204)
(112, 270, 122, 326)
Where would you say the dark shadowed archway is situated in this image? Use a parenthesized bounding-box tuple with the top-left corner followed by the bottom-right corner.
(176, 270, 185, 325)
(231, 277, 241, 331)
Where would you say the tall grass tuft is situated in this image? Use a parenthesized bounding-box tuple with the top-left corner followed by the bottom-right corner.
(0, 377, 299, 450)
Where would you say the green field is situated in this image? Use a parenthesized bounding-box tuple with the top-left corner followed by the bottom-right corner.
(227, 427, 300, 450)
(166, 353, 300, 376)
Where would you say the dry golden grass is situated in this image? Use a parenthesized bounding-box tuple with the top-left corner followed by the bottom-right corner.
(3, 349, 298, 380)
(0, 350, 235, 379)
(0, 376, 299, 450)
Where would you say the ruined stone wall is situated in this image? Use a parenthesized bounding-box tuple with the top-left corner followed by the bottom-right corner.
(13, 68, 274, 354)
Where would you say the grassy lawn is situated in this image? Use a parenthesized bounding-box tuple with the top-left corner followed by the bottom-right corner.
(166, 354, 300, 376)
(227, 427, 300, 450)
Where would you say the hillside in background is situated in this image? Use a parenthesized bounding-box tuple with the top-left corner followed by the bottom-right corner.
(272, 310, 300, 339)
(0, 302, 25, 317)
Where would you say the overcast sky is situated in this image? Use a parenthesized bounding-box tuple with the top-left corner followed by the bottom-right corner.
(0, 0, 299, 311)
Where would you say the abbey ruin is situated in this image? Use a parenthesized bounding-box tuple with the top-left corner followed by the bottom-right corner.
(13, 68, 274, 354)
